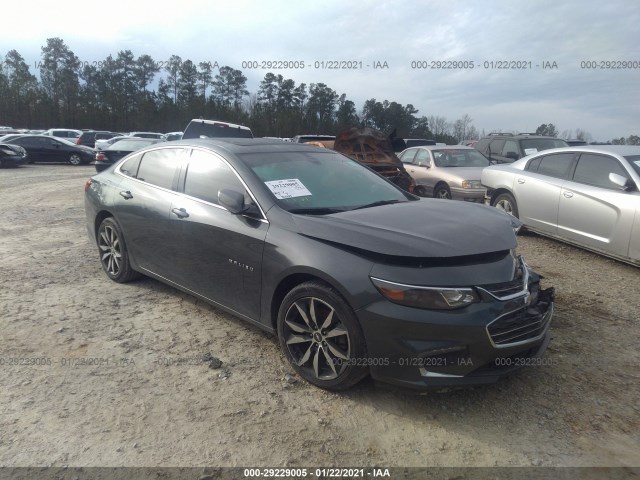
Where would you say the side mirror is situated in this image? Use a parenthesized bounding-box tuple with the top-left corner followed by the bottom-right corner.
(218, 189, 248, 214)
(609, 172, 635, 191)
(218, 189, 262, 217)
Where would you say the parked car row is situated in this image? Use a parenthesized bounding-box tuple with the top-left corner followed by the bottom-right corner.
(0, 129, 184, 167)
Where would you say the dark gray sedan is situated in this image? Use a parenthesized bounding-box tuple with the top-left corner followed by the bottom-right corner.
(84, 139, 554, 390)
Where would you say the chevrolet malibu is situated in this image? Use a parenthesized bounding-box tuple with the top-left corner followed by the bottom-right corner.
(85, 139, 554, 390)
(482, 145, 640, 266)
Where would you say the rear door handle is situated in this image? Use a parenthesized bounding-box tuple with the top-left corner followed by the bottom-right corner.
(563, 191, 574, 198)
(119, 190, 133, 199)
(171, 207, 189, 219)
(517, 178, 525, 184)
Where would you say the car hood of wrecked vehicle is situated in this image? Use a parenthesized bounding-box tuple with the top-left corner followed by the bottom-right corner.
(290, 199, 518, 258)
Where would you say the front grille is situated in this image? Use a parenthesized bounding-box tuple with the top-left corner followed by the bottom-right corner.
(479, 259, 526, 300)
(482, 278, 526, 298)
(487, 302, 553, 347)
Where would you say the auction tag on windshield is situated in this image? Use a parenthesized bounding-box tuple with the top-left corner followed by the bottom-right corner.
(524, 148, 538, 155)
(265, 179, 312, 199)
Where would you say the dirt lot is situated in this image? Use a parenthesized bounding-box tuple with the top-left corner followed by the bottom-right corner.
(0, 164, 639, 469)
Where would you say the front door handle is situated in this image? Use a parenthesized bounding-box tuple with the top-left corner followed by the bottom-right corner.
(119, 190, 133, 200)
(563, 191, 574, 198)
(517, 178, 525, 184)
(171, 207, 189, 219)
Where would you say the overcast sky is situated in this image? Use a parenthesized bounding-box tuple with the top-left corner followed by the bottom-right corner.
(2, 0, 638, 141)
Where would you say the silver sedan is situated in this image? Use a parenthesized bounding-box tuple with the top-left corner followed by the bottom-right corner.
(482, 145, 640, 266)
(399, 146, 489, 202)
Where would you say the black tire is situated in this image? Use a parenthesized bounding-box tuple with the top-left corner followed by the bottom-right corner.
(434, 183, 451, 199)
(69, 153, 83, 165)
(414, 185, 427, 197)
(277, 281, 368, 390)
(97, 217, 140, 283)
(492, 192, 519, 218)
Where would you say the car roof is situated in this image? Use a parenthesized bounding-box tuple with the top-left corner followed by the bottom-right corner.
(166, 137, 334, 154)
(566, 145, 640, 156)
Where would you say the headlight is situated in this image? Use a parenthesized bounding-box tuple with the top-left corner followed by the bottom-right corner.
(371, 277, 479, 310)
(461, 180, 482, 189)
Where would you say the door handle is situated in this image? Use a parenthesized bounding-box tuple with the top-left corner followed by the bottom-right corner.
(171, 207, 189, 218)
(119, 190, 133, 200)
(517, 178, 525, 184)
(563, 191, 574, 198)
(410, 169, 415, 172)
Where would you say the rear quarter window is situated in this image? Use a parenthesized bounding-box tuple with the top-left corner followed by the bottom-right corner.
(134, 148, 183, 189)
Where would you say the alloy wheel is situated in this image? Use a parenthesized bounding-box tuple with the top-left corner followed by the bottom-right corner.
(282, 297, 351, 381)
(496, 199, 513, 214)
(98, 224, 122, 276)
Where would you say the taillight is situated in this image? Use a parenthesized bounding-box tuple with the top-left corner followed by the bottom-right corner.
(76, 138, 81, 144)
(96, 152, 106, 161)
(84, 179, 92, 191)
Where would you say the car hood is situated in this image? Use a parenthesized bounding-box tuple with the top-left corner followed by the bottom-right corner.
(291, 200, 517, 258)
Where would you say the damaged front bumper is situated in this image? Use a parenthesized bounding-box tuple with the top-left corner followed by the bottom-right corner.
(356, 263, 555, 390)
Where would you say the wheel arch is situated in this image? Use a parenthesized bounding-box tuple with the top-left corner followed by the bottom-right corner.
(269, 271, 352, 331)
(489, 187, 514, 205)
(94, 210, 114, 242)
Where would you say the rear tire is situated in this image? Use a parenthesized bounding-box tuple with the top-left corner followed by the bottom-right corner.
(277, 281, 368, 390)
(492, 192, 519, 218)
(97, 217, 140, 283)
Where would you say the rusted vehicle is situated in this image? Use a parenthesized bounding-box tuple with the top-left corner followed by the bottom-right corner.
(304, 127, 415, 193)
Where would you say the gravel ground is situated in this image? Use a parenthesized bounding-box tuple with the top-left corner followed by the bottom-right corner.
(0, 164, 638, 469)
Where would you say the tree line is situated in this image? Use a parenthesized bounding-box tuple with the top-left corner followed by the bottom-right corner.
(1, 38, 636, 144)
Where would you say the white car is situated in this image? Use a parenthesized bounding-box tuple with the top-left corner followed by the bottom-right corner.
(482, 145, 640, 266)
(95, 135, 134, 150)
(42, 128, 82, 140)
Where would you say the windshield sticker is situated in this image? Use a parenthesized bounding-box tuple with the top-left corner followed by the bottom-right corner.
(524, 148, 538, 155)
(265, 179, 312, 199)
(635, 161, 640, 168)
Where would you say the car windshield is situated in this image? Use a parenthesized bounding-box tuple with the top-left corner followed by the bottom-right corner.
(433, 149, 490, 168)
(520, 138, 568, 154)
(240, 150, 410, 213)
(625, 155, 640, 176)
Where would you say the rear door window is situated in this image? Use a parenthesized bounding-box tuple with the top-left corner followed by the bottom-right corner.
(536, 153, 575, 179)
(399, 149, 416, 164)
(414, 149, 430, 166)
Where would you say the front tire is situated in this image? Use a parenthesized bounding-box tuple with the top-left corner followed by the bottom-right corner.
(69, 153, 83, 165)
(97, 217, 139, 283)
(277, 281, 368, 390)
(434, 184, 451, 199)
(493, 192, 519, 218)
